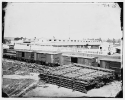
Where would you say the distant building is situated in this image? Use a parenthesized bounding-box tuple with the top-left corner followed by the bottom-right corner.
(10, 37, 121, 55)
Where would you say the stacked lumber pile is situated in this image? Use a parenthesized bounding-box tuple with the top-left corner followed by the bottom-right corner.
(39, 64, 115, 93)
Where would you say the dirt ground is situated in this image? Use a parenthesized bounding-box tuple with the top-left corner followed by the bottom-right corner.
(3, 73, 122, 98)
(23, 80, 122, 97)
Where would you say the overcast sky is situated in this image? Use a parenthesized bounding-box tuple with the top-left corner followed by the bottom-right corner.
(4, 2, 122, 39)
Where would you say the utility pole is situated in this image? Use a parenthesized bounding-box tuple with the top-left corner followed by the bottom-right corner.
(69, 25, 70, 40)
(30, 44, 31, 50)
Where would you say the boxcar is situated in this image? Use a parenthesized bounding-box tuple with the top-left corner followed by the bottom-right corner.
(46, 52, 62, 64)
(16, 49, 25, 61)
(53, 52, 62, 65)
(6, 48, 16, 54)
(100, 58, 121, 75)
(24, 50, 35, 62)
(62, 54, 71, 65)
(8, 45, 14, 49)
(3, 48, 7, 53)
(35, 51, 62, 66)
(35, 51, 47, 64)
(16, 49, 21, 58)
(78, 56, 97, 66)
(62, 54, 97, 66)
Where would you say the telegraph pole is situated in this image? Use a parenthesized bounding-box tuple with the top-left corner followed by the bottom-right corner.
(69, 25, 70, 40)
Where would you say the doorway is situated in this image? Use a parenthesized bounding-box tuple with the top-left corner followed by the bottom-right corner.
(71, 57, 78, 63)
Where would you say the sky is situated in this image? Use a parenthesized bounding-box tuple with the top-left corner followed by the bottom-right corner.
(4, 2, 122, 39)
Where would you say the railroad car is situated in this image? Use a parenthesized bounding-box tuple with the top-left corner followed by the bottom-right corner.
(2, 48, 122, 73)
(35, 51, 46, 64)
(3, 53, 16, 59)
(3, 48, 16, 54)
(100, 58, 121, 79)
(3, 48, 16, 59)
(3, 48, 62, 67)
(15, 49, 35, 63)
(16, 49, 25, 61)
(62, 54, 71, 65)
(35, 51, 62, 66)
(8, 44, 14, 49)
(3, 48, 7, 53)
(23, 50, 35, 63)
(62, 54, 98, 66)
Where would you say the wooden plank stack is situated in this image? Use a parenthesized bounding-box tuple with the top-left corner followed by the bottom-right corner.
(39, 64, 115, 93)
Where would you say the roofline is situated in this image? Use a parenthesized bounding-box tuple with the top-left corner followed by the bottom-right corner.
(62, 54, 95, 59)
(100, 59, 121, 62)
